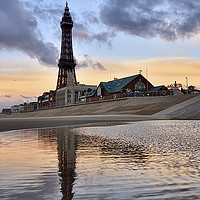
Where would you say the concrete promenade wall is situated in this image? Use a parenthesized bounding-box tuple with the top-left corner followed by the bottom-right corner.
(0, 94, 198, 118)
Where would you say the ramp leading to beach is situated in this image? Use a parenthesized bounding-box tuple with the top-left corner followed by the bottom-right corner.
(153, 95, 200, 119)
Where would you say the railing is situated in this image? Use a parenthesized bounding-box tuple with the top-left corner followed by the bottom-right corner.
(87, 93, 141, 102)
(86, 91, 172, 103)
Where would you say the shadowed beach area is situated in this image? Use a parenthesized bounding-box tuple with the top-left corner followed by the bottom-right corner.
(0, 94, 199, 132)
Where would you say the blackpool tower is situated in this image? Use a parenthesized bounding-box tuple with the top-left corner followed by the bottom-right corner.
(56, 1, 77, 90)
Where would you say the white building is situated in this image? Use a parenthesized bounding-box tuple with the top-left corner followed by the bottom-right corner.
(56, 72, 97, 107)
(11, 105, 19, 113)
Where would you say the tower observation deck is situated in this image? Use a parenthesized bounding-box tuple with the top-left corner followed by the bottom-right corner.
(56, 1, 77, 90)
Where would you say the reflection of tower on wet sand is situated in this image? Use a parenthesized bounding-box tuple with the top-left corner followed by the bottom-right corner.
(57, 129, 77, 200)
(37, 128, 77, 200)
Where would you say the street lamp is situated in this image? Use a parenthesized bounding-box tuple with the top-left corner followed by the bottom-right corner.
(185, 77, 188, 94)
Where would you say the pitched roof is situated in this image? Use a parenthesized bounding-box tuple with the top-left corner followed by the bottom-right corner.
(101, 74, 140, 93)
(147, 85, 165, 93)
(86, 91, 96, 98)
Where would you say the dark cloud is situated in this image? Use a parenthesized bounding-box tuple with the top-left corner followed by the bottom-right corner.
(24, 2, 62, 25)
(73, 22, 115, 46)
(0, 0, 59, 66)
(73, 23, 90, 40)
(81, 11, 99, 24)
(71, 9, 115, 46)
(94, 62, 106, 71)
(33, 6, 62, 20)
(73, 23, 116, 46)
(91, 32, 115, 46)
(77, 55, 106, 70)
(25, 1, 115, 46)
(100, 0, 200, 41)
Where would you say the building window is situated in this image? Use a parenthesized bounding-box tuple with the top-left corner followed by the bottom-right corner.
(134, 81, 146, 96)
(135, 81, 146, 91)
(97, 87, 102, 96)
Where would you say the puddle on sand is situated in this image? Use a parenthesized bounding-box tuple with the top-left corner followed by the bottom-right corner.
(0, 120, 199, 199)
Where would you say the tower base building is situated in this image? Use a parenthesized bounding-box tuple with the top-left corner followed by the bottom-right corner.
(56, 73, 97, 106)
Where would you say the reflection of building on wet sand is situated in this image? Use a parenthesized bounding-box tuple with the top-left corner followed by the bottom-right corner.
(38, 128, 77, 200)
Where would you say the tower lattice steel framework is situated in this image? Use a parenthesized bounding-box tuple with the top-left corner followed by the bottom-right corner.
(56, 1, 77, 90)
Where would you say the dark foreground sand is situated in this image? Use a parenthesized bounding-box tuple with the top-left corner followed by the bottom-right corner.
(0, 115, 154, 132)
(0, 94, 199, 132)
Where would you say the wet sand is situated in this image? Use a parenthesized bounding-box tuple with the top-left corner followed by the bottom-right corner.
(0, 115, 154, 132)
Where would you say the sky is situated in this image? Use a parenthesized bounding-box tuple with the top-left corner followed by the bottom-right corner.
(1, 0, 200, 110)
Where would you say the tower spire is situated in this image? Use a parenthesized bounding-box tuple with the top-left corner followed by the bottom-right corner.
(64, 1, 70, 16)
(56, 1, 77, 90)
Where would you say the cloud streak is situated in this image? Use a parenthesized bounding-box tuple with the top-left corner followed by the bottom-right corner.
(100, 0, 200, 41)
(0, 0, 59, 66)
(20, 95, 37, 100)
(0, 95, 12, 98)
(4, 95, 12, 98)
(77, 55, 106, 70)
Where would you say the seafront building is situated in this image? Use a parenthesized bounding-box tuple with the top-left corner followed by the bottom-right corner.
(38, 90, 56, 109)
(86, 74, 171, 102)
(8, 102, 38, 113)
(87, 74, 152, 102)
(146, 85, 171, 96)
